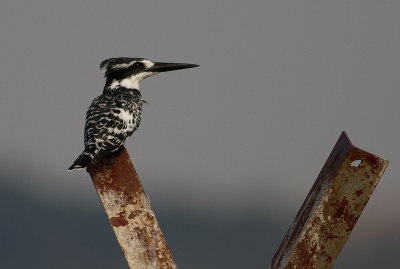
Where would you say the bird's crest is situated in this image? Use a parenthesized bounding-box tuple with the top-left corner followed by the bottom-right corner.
(100, 58, 145, 76)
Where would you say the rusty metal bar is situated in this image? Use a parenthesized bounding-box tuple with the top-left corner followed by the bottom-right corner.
(86, 147, 176, 269)
(270, 131, 389, 269)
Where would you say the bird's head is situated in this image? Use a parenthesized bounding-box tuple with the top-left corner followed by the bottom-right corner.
(100, 57, 199, 90)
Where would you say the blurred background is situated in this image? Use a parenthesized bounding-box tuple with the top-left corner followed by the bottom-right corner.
(1, 0, 399, 268)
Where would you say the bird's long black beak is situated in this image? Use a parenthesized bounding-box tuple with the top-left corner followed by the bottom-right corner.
(147, 62, 199, 73)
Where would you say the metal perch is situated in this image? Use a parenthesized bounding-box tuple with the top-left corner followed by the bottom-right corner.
(270, 132, 389, 269)
(87, 147, 176, 269)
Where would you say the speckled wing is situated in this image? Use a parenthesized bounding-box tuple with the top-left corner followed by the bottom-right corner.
(84, 90, 142, 162)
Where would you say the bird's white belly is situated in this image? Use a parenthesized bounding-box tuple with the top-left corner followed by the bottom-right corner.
(119, 109, 133, 125)
(109, 109, 135, 134)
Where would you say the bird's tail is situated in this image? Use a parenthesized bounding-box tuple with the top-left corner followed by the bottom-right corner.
(68, 147, 96, 171)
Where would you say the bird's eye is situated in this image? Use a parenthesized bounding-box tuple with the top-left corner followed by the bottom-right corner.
(132, 62, 144, 68)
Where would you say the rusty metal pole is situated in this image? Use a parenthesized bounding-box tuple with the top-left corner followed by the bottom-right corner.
(270, 132, 389, 269)
(86, 147, 177, 269)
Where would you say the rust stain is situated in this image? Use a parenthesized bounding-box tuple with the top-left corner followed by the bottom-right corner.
(87, 148, 144, 197)
(128, 210, 142, 219)
(270, 132, 389, 269)
(110, 212, 128, 227)
(336, 206, 345, 217)
(355, 189, 363, 197)
(364, 153, 380, 168)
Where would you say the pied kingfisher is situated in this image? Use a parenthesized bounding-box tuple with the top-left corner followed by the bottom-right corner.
(69, 57, 198, 171)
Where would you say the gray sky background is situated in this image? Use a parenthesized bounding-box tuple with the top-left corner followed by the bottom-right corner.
(1, 0, 399, 268)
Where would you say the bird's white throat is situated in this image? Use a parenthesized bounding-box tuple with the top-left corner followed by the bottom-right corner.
(109, 71, 156, 90)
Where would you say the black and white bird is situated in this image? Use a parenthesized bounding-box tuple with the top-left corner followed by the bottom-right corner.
(69, 57, 198, 171)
